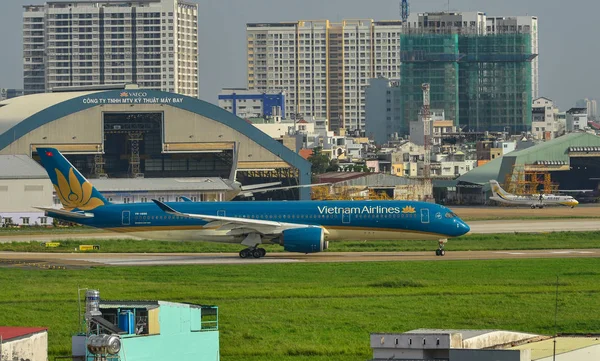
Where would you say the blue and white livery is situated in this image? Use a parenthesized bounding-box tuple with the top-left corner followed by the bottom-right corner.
(35, 148, 470, 258)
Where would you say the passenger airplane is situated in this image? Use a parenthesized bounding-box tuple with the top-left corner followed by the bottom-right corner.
(489, 180, 579, 209)
(34, 148, 470, 258)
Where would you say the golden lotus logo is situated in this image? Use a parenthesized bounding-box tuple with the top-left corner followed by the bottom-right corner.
(401, 205, 416, 214)
(120, 92, 128, 97)
(54, 168, 104, 211)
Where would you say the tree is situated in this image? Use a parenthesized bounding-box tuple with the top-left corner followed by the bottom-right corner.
(307, 147, 331, 175)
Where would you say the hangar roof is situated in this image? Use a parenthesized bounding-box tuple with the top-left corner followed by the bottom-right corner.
(93, 177, 233, 192)
(0, 88, 311, 198)
(0, 91, 101, 136)
(0, 155, 49, 179)
(458, 133, 600, 188)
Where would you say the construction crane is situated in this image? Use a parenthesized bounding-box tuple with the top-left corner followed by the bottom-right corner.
(422, 83, 433, 201)
(401, 0, 409, 23)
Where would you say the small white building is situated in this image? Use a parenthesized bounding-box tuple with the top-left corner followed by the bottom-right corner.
(0, 326, 48, 361)
(532, 97, 561, 140)
(0, 155, 53, 226)
(566, 108, 588, 132)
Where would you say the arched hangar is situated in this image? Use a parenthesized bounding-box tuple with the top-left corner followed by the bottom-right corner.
(0, 87, 311, 200)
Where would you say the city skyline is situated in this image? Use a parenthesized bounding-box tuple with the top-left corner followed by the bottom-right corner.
(0, 0, 598, 109)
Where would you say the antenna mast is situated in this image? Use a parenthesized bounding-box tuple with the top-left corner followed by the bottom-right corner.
(422, 83, 433, 201)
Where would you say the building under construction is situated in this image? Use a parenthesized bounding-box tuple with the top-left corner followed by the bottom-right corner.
(399, 26, 536, 135)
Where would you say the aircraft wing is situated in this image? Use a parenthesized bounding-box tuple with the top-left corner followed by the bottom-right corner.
(152, 200, 323, 235)
(245, 183, 331, 195)
(34, 206, 95, 219)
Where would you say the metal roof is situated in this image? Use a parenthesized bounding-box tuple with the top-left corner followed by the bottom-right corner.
(93, 177, 233, 192)
(0, 326, 47, 341)
(0, 155, 49, 179)
(509, 336, 600, 360)
(406, 328, 500, 340)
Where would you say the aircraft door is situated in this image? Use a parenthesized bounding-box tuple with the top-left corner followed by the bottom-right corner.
(342, 213, 351, 224)
(217, 210, 226, 217)
(420, 209, 430, 224)
(122, 211, 130, 226)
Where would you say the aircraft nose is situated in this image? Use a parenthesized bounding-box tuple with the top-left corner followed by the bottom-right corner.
(455, 220, 470, 236)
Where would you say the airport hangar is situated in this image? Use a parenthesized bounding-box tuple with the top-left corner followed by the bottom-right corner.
(0, 86, 311, 226)
(436, 132, 600, 205)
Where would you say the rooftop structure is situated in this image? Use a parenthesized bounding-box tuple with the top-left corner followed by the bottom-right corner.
(218, 88, 285, 119)
(370, 329, 600, 361)
(72, 290, 219, 361)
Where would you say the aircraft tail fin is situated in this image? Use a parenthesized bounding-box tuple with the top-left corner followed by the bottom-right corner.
(37, 147, 110, 211)
(228, 142, 240, 182)
(489, 180, 510, 199)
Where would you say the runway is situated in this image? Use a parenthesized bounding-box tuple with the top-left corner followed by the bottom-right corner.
(0, 219, 599, 243)
(0, 249, 598, 268)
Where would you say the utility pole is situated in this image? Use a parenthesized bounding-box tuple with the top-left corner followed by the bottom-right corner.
(553, 275, 559, 361)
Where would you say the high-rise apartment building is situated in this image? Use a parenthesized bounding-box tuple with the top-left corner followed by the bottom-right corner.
(247, 20, 402, 133)
(23, 0, 198, 96)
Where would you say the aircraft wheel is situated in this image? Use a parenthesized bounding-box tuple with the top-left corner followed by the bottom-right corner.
(531, 205, 535, 209)
(252, 249, 262, 258)
(435, 249, 440, 256)
(259, 248, 267, 257)
(239, 249, 250, 259)
(440, 250, 446, 256)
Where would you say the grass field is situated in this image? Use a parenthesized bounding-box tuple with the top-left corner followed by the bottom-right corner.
(0, 258, 599, 361)
(0, 231, 599, 253)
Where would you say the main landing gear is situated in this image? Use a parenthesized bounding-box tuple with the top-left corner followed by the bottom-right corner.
(239, 247, 267, 259)
(435, 239, 447, 256)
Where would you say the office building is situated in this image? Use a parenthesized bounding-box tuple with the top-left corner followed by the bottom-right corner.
(365, 77, 401, 144)
(218, 88, 285, 119)
(247, 19, 402, 133)
(23, 0, 198, 96)
(400, 12, 537, 134)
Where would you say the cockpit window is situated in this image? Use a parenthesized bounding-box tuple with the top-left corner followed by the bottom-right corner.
(445, 212, 457, 218)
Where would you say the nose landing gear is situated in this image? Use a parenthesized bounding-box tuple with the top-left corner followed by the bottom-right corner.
(435, 239, 447, 256)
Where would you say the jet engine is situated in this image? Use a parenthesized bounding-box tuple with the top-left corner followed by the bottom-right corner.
(281, 227, 328, 253)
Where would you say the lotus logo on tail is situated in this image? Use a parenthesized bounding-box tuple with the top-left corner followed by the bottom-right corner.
(54, 168, 105, 211)
(401, 205, 416, 214)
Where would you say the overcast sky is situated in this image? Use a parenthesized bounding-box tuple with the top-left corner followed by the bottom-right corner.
(1, 0, 598, 109)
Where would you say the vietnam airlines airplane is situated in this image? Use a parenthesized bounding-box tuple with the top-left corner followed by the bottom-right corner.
(489, 180, 579, 209)
(34, 148, 470, 258)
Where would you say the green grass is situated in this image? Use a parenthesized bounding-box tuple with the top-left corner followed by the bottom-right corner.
(0, 259, 599, 360)
(0, 231, 599, 253)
